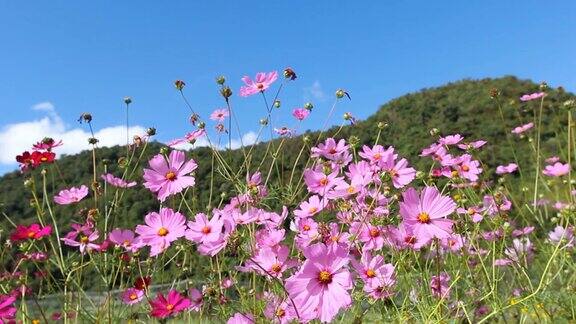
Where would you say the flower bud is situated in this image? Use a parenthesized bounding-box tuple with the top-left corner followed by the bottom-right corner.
(430, 128, 439, 136)
(273, 100, 281, 108)
(489, 88, 500, 99)
(174, 80, 186, 90)
(303, 135, 311, 143)
(123, 97, 132, 105)
(283, 67, 297, 80)
(78, 113, 92, 123)
(220, 86, 233, 99)
(304, 102, 313, 110)
(348, 135, 360, 147)
(216, 76, 226, 85)
(88, 137, 99, 145)
(24, 179, 34, 188)
(377, 121, 388, 129)
(160, 147, 169, 155)
(259, 118, 268, 126)
(336, 89, 345, 99)
(198, 122, 206, 129)
(146, 127, 156, 136)
(539, 82, 548, 90)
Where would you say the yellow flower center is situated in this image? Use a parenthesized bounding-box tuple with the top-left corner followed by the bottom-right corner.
(417, 212, 430, 224)
(157, 227, 169, 236)
(373, 153, 381, 160)
(303, 225, 311, 231)
(467, 208, 475, 215)
(123, 240, 131, 246)
(318, 270, 333, 284)
(461, 165, 470, 172)
(27, 231, 36, 239)
(271, 263, 282, 273)
(276, 308, 286, 317)
(369, 228, 380, 238)
(129, 293, 138, 300)
(166, 304, 174, 311)
(165, 171, 177, 181)
(308, 207, 318, 214)
(319, 178, 329, 186)
(451, 170, 459, 178)
(201, 226, 211, 234)
(347, 186, 356, 194)
(80, 235, 89, 244)
(366, 269, 376, 278)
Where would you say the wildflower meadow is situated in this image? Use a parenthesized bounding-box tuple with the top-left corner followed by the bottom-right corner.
(1, 69, 575, 323)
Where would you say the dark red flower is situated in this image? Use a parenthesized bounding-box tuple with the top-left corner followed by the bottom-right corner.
(31, 151, 55, 166)
(16, 151, 34, 171)
(134, 276, 152, 290)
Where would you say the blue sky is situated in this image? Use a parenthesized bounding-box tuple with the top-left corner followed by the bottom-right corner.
(0, 1, 575, 173)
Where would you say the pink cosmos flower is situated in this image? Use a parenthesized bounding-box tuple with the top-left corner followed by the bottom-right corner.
(255, 228, 286, 248)
(135, 208, 187, 257)
(496, 163, 518, 175)
(10, 224, 52, 242)
(511, 122, 534, 135)
(121, 288, 144, 305)
(292, 108, 310, 121)
(350, 222, 387, 251)
(210, 108, 229, 122)
(303, 169, 343, 196)
(400, 186, 456, 247)
(184, 212, 223, 244)
(542, 162, 570, 177)
(546, 156, 560, 164)
(382, 152, 416, 188)
(227, 313, 255, 324)
(294, 195, 327, 218)
(520, 92, 545, 102)
(61, 230, 100, 254)
(240, 71, 278, 97)
(188, 288, 203, 312)
(197, 214, 236, 256)
(143, 150, 198, 202)
(452, 154, 482, 181)
(239, 245, 296, 279)
(359, 145, 393, 166)
(0, 294, 17, 323)
(430, 272, 451, 299)
(54, 185, 89, 205)
(167, 129, 206, 147)
(101, 173, 137, 188)
(291, 217, 319, 248)
(311, 138, 349, 161)
(32, 138, 63, 151)
(263, 293, 297, 324)
(351, 251, 393, 286)
(390, 224, 421, 250)
(457, 140, 487, 150)
(457, 205, 485, 223)
(108, 229, 140, 252)
(274, 127, 294, 137)
(440, 234, 465, 252)
(548, 225, 574, 248)
(498, 238, 534, 266)
(149, 290, 191, 319)
(285, 243, 353, 322)
(438, 134, 463, 145)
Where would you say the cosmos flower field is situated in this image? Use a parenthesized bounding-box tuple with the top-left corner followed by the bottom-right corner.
(2, 69, 575, 323)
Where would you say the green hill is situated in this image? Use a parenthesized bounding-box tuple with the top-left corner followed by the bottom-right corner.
(0, 76, 572, 230)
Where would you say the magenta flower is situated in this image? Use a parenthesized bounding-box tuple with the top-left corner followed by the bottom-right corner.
(167, 129, 206, 148)
(0, 294, 16, 323)
(351, 251, 393, 286)
(546, 156, 560, 164)
(382, 152, 416, 188)
(108, 229, 140, 252)
(496, 163, 518, 175)
(263, 293, 297, 324)
(135, 208, 187, 257)
(101, 173, 137, 188)
(121, 288, 144, 305)
(311, 138, 349, 161)
(32, 138, 63, 151)
(292, 108, 310, 121)
(210, 108, 230, 122)
(511, 122, 534, 135)
(350, 222, 386, 251)
(457, 205, 485, 223)
(149, 290, 191, 319)
(240, 71, 278, 97)
(285, 243, 353, 322)
(400, 186, 456, 247)
(542, 162, 570, 177)
(457, 140, 487, 150)
(453, 154, 482, 181)
(520, 92, 545, 101)
(274, 127, 294, 137)
(10, 224, 52, 242)
(430, 272, 451, 299)
(303, 169, 343, 196)
(197, 214, 236, 256)
(143, 150, 197, 202)
(54, 185, 89, 205)
(61, 229, 100, 254)
(184, 212, 223, 244)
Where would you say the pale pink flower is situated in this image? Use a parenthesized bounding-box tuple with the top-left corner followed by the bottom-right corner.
(457, 140, 487, 150)
(227, 313, 255, 324)
(185, 213, 223, 244)
(101, 173, 137, 188)
(545, 156, 560, 164)
(543, 162, 570, 177)
(294, 195, 327, 218)
(548, 225, 574, 248)
(511, 122, 534, 135)
(210, 108, 229, 122)
(350, 222, 386, 251)
(143, 150, 197, 202)
(188, 288, 203, 312)
(457, 206, 485, 223)
(430, 272, 451, 299)
(240, 71, 278, 97)
(61, 230, 100, 254)
(520, 92, 545, 101)
(135, 208, 187, 257)
(239, 245, 296, 279)
(303, 169, 343, 196)
(439, 134, 463, 145)
(54, 185, 89, 205)
(496, 163, 518, 175)
(167, 129, 206, 147)
(311, 138, 349, 161)
(108, 229, 140, 252)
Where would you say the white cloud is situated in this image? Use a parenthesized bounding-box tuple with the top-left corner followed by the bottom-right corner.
(169, 131, 259, 151)
(0, 102, 146, 165)
(31, 101, 55, 112)
(304, 80, 327, 102)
